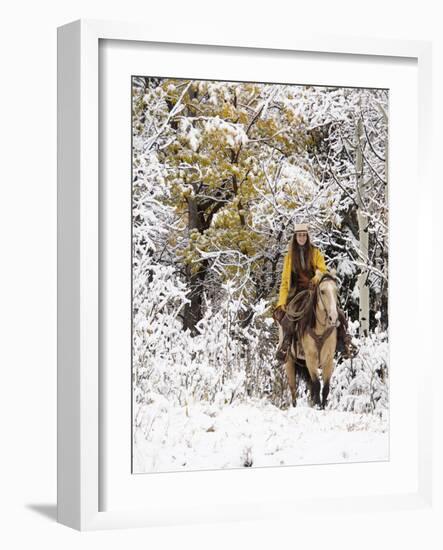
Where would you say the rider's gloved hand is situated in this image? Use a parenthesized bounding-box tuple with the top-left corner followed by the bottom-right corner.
(310, 269, 325, 289)
(310, 275, 321, 289)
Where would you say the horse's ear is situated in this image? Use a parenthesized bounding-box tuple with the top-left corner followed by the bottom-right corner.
(329, 268, 337, 278)
(315, 269, 323, 279)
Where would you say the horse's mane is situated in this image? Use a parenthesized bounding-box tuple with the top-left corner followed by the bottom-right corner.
(295, 272, 338, 338)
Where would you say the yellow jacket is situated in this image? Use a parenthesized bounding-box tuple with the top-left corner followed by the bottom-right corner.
(276, 246, 327, 308)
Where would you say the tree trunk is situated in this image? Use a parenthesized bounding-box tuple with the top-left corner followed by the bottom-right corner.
(183, 195, 207, 334)
(183, 263, 207, 335)
(380, 103, 389, 327)
(356, 118, 370, 337)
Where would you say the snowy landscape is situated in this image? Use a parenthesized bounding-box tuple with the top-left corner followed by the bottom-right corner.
(133, 402, 388, 473)
(131, 77, 389, 473)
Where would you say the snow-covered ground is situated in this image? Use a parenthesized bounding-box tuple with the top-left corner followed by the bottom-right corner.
(133, 399, 389, 473)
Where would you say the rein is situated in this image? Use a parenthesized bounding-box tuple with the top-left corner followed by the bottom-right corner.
(315, 276, 339, 328)
(308, 274, 339, 362)
(284, 273, 339, 365)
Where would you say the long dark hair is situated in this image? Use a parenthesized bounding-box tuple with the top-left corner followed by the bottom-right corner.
(290, 233, 314, 276)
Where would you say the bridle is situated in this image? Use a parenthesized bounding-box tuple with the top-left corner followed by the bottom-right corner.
(314, 274, 340, 329)
(306, 274, 340, 365)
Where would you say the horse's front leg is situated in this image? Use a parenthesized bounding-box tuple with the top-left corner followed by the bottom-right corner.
(321, 353, 335, 410)
(303, 346, 321, 408)
(284, 355, 297, 407)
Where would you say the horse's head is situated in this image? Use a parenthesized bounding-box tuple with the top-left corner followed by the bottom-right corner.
(315, 269, 339, 327)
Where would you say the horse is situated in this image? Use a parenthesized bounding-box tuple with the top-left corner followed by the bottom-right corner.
(278, 270, 339, 409)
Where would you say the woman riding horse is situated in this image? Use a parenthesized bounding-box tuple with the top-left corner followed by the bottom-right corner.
(274, 223, 353, 362)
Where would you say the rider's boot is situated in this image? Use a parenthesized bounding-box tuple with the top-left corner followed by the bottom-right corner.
(275, 314, 295, 362)
(276, 334, 292, 362)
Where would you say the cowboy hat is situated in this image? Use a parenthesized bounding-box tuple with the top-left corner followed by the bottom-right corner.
(294, 223, 309, 233)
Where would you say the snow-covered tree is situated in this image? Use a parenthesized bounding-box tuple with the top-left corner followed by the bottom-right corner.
(131, 76, 389, 425)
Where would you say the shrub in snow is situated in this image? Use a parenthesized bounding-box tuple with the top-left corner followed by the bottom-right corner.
(241, 446, 254, 467)
(133, 273, 288, 411)
(328, 328, 388, 415)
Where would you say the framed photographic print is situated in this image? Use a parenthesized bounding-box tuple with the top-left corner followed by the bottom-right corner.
(57, 19, 433, 530)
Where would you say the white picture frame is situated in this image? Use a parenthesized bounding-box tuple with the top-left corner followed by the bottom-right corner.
(57, 19, 433, 531)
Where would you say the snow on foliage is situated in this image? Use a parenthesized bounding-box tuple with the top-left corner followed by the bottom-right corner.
(131, 77, 389, 472)
(328, 329, 389, 415)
